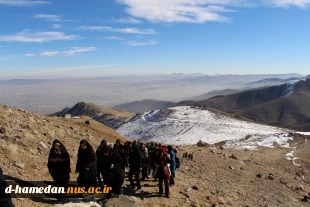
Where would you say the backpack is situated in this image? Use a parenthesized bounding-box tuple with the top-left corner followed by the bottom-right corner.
(175, 156, 180, 168)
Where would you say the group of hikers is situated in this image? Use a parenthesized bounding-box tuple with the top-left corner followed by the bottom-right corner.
(183, 152, 194, 160)
(47, 139, 180, 198)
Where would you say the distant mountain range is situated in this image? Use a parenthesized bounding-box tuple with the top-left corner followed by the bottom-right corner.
(52, 78, 310, 132)
(245, 77, 301, 88)
(191, 89, 244, 101)
(180, 78, 310, 131)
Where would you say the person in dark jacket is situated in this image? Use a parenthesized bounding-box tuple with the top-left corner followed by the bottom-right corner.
(128, 142, 142, 190)
(76, 140, 97, 189)
(140, 143, 149, 180)
(114, 139, 126, 171)
(47, 140, 70, 187)
(109, 143, 125, 195)
(167, 145, 176, 186)
(155, 146, 170, 197)
(96, 139, 112, 186)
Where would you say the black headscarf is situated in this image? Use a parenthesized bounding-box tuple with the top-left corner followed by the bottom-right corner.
(79, 139, 94, 154)
(76, 140, 96, 171)
(47, 139, 70, 172)
(49, 139, 68, 155)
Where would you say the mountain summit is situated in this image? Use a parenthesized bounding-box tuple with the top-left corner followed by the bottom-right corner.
(52, 102, 135, 129)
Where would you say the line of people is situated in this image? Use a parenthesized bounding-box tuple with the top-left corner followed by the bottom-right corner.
(47, 139, 179, 198)
(183, 152, 194, 160)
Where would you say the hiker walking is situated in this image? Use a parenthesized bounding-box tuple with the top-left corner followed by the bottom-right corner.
(76, 140, 97, 189)
(109, 142, 125, 195)
(114, 139, 127, 171)
(47, 140, 71, 187)
(96, 139, 112, 186)
(140, 143, 149, 180)
(167, 145, 176, 186)
(128, 142, 142, 190)
(154, 146, 171, 197)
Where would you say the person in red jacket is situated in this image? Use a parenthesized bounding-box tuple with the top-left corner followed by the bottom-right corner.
(155, 146, 171, 197)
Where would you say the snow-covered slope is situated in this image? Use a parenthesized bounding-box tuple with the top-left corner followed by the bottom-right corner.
(116, 106, 293, 148)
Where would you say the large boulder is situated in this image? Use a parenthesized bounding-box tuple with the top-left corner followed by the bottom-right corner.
(197, 140, 211, 147)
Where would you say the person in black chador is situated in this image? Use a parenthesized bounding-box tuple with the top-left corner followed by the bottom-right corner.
(96, 139, 112, 186)
(114, 139, 126, 171)
(155, 146, 171, 197)
(109, 142, 125, 195)
(76, 140, 97, 188)
(128, 142, 142, 190)
(47, 140, 70, 187)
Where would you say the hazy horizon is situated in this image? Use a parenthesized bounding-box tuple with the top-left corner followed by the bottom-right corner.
(0, 72, 307, 80)
(0, 73, 305, 115)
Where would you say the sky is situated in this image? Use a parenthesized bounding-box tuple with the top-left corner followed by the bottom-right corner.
(0, 0, 309, 79)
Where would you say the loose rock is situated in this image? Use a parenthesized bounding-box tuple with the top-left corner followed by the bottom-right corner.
(192, 186, 199, 191)
(267, 174, 275, 180)
(14, 162, 25, 169)
(229, 154, 238, 160)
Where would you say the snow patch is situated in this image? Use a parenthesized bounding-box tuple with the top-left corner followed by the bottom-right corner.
(285, 150, 300, 166)
(296, 132, 310, 136)
(117, 106, 293, 148)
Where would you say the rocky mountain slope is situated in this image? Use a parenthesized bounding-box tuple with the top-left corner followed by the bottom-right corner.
(1, 104, 310, 207)
(51, 102, 135, 129)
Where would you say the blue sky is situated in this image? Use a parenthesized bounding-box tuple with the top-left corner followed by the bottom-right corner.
(0, 0, 309, 79)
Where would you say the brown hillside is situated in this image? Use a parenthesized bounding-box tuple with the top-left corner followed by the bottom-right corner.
(51, 102, 135, 129)
(179, 79, 310, 131)
(52, 102, 134, 119)
(0, 104, 127, 182)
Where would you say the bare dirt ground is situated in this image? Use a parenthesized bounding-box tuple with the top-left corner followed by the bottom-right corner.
(1, 104, 310, 207)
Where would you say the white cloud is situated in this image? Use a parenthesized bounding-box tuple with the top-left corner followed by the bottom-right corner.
(63, 47, 96, 56)
(115, 0, 239, 23)
(34, 14, 61, 21)
(38, 47, 96, 57)
(79, 25, 155, 34)
(0, 0, 50, 6)
(125, 40, 158, 46)
(41, 51, 59, 56)
(52, 24, 61, 28)
(25, 53, 36, 57)
(269, 0, 310, 8)
(0, 31, 79, 43)
(105, 36, 125, 40)
(113, 17, 143, 24)
(115, 0, 310, 24)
